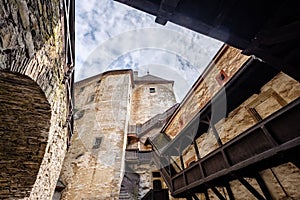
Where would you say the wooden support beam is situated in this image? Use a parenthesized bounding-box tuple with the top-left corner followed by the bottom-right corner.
(211, 123, 223, 146)
(204, 190, 210, 200)
(255, 173, 273, 200)
(210, 187, 226, 200)
(225, 183, 235, 200)
(192, 193, 200, 200)
(180, 155, 185, 170)
(193, 141, 201, 160)
(238, 178, 266, 200)
(156, 0, 181, 25)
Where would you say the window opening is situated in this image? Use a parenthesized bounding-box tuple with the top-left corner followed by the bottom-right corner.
(216, 70, 228, 85)
(152, 172, 161, 178)
(87, 94, 95, 103)
(149, 87, 155, 93)
(93, 137, 102, 149)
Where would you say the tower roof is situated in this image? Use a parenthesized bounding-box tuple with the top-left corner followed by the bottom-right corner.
(134, 72, 174, 85)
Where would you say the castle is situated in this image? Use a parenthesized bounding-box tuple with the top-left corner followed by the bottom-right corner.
(1, 0, 300, 200)
(58, 70, 177, 199)
(58, 46, 300, 200)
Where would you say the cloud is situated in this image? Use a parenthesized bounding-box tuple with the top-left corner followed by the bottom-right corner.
(75, 0, 223, 101)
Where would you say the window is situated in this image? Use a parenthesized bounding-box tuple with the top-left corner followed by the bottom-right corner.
(152, 172, 161, 178)
(78, 86, 85, 94)
(87, 94, 95, 103)
(74, 109, 85, 120)
(216, 70, 228, 85)
(149, 87, 155, 93)
(92, 137, 102, 149)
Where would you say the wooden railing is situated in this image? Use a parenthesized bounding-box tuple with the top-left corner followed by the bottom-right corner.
(170, 97, 300, 195)
(125, 150, 152, 163)
(128, 104, 179, 136)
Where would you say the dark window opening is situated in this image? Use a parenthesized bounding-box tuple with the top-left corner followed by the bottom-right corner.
(216, 70, 228, 85)
(96, 79, 101, 84)
(93, 137, 102, 149)
(153, 180, 162, 190)
(220, 73, 226, 80)
(87, 94, 95, 103)
(152, 172, 161, 178)
(149, 88, 155, 93)
(74, 109, 85, 120)
(79, 86, 85, 94)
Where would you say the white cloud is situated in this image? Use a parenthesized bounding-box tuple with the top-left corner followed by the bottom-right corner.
(75, 0, 223, 101)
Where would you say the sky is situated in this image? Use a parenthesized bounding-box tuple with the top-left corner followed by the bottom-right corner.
(75, 0, 223, 101)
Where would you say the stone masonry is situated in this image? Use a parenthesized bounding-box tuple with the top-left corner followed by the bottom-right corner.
(60, 70, 133, 200)
(0, 0, 70, 199)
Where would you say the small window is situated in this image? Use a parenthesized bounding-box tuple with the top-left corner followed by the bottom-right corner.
(149, 88, 155, 93)
(74, 109, 85, 120)
(216, 70, 228, 85)
(78, 86, 85, 94)
(152, 172, 161, 178)
(96, 79, 101, 84)
(87, 94, 95, 103)
(93, 137, 102, 149)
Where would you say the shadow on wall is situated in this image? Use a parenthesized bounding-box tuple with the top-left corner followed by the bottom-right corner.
(0, 71, 51, 199)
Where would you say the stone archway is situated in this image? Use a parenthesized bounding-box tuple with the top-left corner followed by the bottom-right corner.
(0, 71, 51, 198)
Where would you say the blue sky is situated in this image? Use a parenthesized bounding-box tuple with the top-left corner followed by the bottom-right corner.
(75, 0, 223, 101)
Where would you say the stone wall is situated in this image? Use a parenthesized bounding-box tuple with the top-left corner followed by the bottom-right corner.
(0, 0, 69, 199)
(0, 71, 51, 198)
(164, 45, 249, 139)
(60, 70, 132, 200)
(130, 83, 176, 125)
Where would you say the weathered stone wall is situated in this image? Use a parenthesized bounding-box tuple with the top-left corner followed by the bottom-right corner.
(130, 83, 176, 125)
(60, 70, 132, 200)
(0, 0, 68, 199)
(164, 46, 249, 139)
(0, 71, 51, 198)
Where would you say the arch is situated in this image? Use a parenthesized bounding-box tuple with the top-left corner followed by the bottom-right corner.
(0, 71, 51, 198)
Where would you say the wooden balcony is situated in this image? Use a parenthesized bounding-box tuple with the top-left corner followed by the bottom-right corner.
(125, 149, 152, 163)
(147, 58, 300, 197)
(163, 97, 300, 196)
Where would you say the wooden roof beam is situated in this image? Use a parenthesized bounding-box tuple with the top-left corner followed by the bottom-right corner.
(155, 0, 181, 25)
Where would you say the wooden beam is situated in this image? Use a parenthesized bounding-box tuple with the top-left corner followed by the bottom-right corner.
(238, 178, 266, 200)
(225, 183, 235, 200)
(210, 187, 226, 200)
(254, 173, 273, 200)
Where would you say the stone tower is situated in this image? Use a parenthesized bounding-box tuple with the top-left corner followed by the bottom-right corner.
(131, 71, 176, 125)
(60, 70, 133, 199)
(59, 70, 177, 200)
(123, 71, 177, 199)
